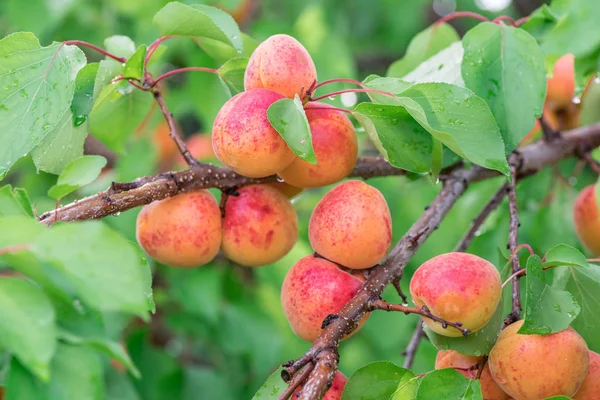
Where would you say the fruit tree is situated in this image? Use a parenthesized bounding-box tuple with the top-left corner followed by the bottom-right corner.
(2, 0, 600, 399)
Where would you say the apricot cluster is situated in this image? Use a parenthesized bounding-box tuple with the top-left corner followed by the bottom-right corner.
(212, 34, 358, 187)
(136, 184, 297, 268)
(281, 180, 392, 342)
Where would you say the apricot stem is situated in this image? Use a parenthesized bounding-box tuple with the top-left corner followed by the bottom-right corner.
(304, 105, 352, 114)
(370, 299, 470, 336)
(435, 11, 489, 26)
(514, 16, 530, 26)
(0, 244, 30, 256)
(63, 40, 126, 63)
(145, 36, 175, 65)
(492, 16, 517, 26)
(151, 67, 221, 87)
(313, 78, 367, 91)
(277, 364, 315, 400)
(310, 88, 399, 103)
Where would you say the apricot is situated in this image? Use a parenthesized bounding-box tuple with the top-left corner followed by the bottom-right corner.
(488, 320, 589, 400)
(294, 371, 347, 400)
(212, 88, 295, 178)
(175, 133, 216, 167)
(265, 181, 303, 199)
(244, 34, 317, 99)
(435, 350, 510, 400)
(573, 184, 600, 255)
(409, 252, 501, 337)
(574, 351, 600, 399)
(136, 190, 221, 268)
(308, 180, 392, 269)
(519, 106, 559, 146)
(546, 54, 575, 110)
(281, 255, 366, 341)
(222, 184, 297, 267)
(278, 102, 358, 188)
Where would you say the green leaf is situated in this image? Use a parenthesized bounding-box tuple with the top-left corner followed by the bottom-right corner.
(462, 23, 546, 152)
(543, 244, 589, 268)
(267, 95, 316, 163)
(218, 57, 248, 94)
(105, 367, 142, 400)
(123, 45, 146, 80)
(0, 279, 56, 381)
(31, 221, 153, 319)
(104, 35, 136, 58)
(6, 343, 104, 400)
(92, 36, 136, 101)
(0, 32, 86, 178)
(551, 263, 600, 352)
(352, 103, 432, 174)
(251, 367, 287, 400)
(400, 42, 465, 86)
(0, 185, 34, 217)
(521, 4, 562, 41)
(519, 255, 580, 335)
(391, 375, 420, 400)
(71, 63, 99, 127)
(198, 33, 258, 63)
(58, 329, 140, 378)
(416, 369, 482, 400)
(387, 23, 460, 78)
(153, 3, 243, 53)
(47, 155, 107, 199)
(362, 75, 412, 105)
(341, 361, 414, 400)
(539, 0, 600, 58)
(398, 83, 509, 176)
(89, 80, 153, 152)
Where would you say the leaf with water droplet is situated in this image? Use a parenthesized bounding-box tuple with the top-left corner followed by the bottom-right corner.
(251, 367, 287, 399)
(70, 62, 99, 127)
(267, 95, 316, 164)
(122, 45, 146, 80)
(47, 155, 107, 199)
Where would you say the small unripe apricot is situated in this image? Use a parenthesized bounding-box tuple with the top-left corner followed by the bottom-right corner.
(212, 88, 295, 178)
(294, 371, 347, 400)
(409, 252, 501, 337)
(278, 103, 358, 188)
(489, 320, 589, 400)
(244, 34, 317, 99)
(435, 350, 510, 400)
(281, 255, 366, 341)
(222, 184, 297, 267)
(546, 54, 575, 110)
(265, 181, 304, 199)
(136, 191, 221, 268)
(573, 184, 600, 255)
(309, 180, 392, 269)
(573, 351, 600, 399)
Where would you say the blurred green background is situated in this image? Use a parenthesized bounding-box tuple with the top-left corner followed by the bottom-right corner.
(5, 0, 595, 399)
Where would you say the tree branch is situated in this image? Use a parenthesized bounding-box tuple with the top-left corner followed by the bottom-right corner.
(402, 320, 424, 369)
(285, 122, 600, 400)
(507, 164, 522, 321)
(38, 157, 405, 225)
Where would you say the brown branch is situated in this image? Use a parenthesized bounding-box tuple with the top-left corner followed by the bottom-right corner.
(278, 364, 315, 400)
(540, 114, 560, 141)
(402, 320, 424, 369)
(455, 182, 509, 253)
(370, 300, 469, 336)
(38, 157, 404, 225)
(507, 164, 522, 321)
(284, 122, 600, 400)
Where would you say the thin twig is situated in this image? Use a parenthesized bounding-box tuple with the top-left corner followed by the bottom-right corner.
(507, 165, 522, 321)
(63, 40, 126, 63)
(310, 88, 400, 103)
(278, 364, 315, 400)
(151, 67, 220, 87)
(402, 320, 424, 369)
(540, 114, 560, 141)
(370, 300, 470, 336)
(435, 11, 490, 25)
(0, 244, 30, 256)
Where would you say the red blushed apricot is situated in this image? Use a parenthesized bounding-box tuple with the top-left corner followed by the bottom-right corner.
(244, 34, 317, 99)
(294, 371, 347, 400)
(281, 255, 367, 341)
(308, 180, 392, 269)
(222, 185, 297, 267)
(265, 181, 304, 199)
(278, 102, 358, 188)
(489, 321, 589, 400)
(547, 54, 575, 110)
(409, 252, 501, 337)
(136, 191, 221, 268)
(573, 184, 600, 256)
(574, 351, 600, 399)
(212, 88, 295, 178)
(435, 350, 510, 400)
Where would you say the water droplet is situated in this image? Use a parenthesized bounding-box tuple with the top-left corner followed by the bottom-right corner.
(74, 115, 86, 126)
(391, 118, 399, 125)
(554, 304, 562, 312)
(572, 96, 581, 104)
(19, 89, 28, 99)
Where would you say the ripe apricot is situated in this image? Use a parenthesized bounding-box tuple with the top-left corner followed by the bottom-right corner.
(244, 34, 317, 99)
(278, 102, 358, 188)
(308, 180, 392, 269)
(435, 350, 509, 400)
(136, 191, 221, 268)
(547, 54, 575, 110)
(222, 184, 297, 267)
(294, 371, 347, 400)
(409, 252, 501, 337)
(281, 255, 366, 341)
(573, 351, 600, 399)
(573, 184, 600, 256)
(212, 88, 295, 178)
(488, 320, 589, 400)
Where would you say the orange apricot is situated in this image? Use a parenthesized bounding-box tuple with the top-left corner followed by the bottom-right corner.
(573, 184, 600, 256)
(573, 351, 600, 399)
(547, 54, 575, 110)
